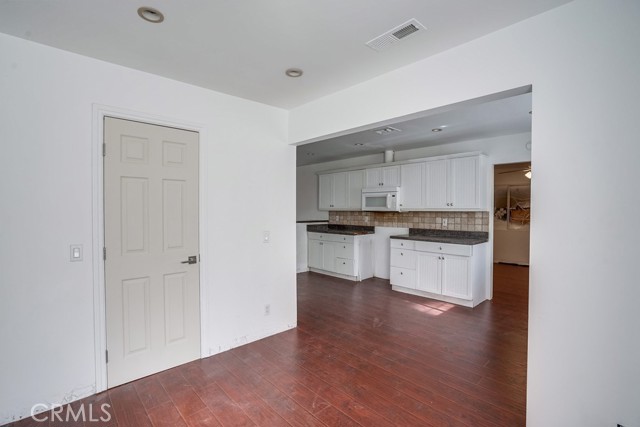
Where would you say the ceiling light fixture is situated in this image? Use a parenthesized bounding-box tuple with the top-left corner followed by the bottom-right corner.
(137, 6, 164, 23)
(431, 128, 443, 132)
(285, 68, 303, 78)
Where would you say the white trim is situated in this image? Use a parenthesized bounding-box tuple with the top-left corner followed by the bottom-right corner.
(91, 104, 208, 393)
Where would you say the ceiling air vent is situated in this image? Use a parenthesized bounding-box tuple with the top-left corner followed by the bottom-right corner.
(366, 19, 426, 52)
(373, 127, 402, 136)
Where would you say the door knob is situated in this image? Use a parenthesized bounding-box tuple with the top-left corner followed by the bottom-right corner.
(181, 256, 197, 264)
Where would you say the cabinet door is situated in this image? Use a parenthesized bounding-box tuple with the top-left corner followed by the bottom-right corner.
(347, 170, 365, 209)
(382, 166, 400, 187)
(441, 255, 470, 299)
(321, 241, 336, 271)
(449, 157, 479, 209)
(416, 252, 441, 294)
(308, 239, 323, 269)
(332, 172, 348, 209)
(400, 163, 423, 209)
(424, 160, 448, 208)
(365, 168, 383, 187)
(318, 174, 333, 210)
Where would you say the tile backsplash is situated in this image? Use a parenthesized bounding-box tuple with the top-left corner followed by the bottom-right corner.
(329, 211, 490, 232)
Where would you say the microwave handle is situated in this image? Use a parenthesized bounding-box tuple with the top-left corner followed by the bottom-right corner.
(386, 193, 392, 209)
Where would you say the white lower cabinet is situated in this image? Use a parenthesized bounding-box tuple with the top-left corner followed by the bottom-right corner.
(390, 239, 487, 307)
(308, 232, 373, 281)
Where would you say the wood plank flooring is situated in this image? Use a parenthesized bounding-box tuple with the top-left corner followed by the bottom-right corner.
(7, 264, 528, 426)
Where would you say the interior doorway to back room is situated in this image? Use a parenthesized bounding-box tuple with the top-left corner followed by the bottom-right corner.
(494, 162, 531, 266)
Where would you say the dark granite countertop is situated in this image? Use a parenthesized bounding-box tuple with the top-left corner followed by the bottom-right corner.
(296, 220, 329, 223)
(390, 229, 489, 245)
(307, 224, 375, 236)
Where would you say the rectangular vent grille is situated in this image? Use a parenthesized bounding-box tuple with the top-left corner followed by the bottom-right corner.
(366, 19, 426, 52)
(393, 24, 419, 39)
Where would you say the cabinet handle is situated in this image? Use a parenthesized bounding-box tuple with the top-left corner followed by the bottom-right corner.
(439, 246, 442, 250)
(400, 272, 403, 275)
(343, 246, 346, 248)
(320, 242, 323, 246)
(400, 252, 403, 256)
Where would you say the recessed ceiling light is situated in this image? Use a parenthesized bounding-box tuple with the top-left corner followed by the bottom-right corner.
(138, 6, 164, 23)
(285, 68, 303, 78)
(431, 128, 443, 132)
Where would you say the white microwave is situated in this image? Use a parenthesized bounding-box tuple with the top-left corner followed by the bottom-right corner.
(361, 187, 401, 211)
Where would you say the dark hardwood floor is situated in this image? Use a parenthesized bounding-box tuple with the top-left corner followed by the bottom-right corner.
(8, 264, 529, 426)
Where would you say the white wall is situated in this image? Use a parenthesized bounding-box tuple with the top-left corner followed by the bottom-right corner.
(0, 34, 296, 423)
(289, 1, 640, 426)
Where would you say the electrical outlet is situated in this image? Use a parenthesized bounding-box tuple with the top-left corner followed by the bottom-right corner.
(442, 218, 448, 227)
(264, 304, 271, 316)
(263, 231, 270, 243)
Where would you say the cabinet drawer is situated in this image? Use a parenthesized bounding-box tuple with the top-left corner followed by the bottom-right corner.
(307, 232, 326, 241)
(390, 248, 416, 269)
(390, 267, 416, 289)
(414, 241, 472, 256)
(327, 234, 355, 244)
(335, 243, 354, 259)
(335, 257, 355, 275)
(390, 239, 415, 250)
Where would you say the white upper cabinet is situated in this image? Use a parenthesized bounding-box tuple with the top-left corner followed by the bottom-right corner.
(347, 170, 365, 210)
(318, 153, 486, 211)
(399, 163, 424, 209)
(318, 174, 333, 210)
(424, 160, 449, 209)
(424, 156, 486, 210)
(332, 172, 348, 208)
(449, 156, 480, 209)
(319, 170, 364, 210)
(365, 165, 400, 187)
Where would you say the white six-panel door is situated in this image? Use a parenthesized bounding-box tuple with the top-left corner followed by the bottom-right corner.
(104, 117, 200, 387)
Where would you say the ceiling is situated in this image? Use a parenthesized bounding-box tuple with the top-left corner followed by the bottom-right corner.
(297, 91, 532, 166)
(0, 0, 571, 109)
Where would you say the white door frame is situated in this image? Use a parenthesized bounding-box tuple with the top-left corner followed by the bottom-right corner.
(91, 104, 209, 393)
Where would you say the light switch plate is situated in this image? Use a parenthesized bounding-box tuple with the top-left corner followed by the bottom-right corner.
(70, 244, 83, 262)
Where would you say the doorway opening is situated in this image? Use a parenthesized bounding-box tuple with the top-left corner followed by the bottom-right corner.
(494, 162, 531, 266)
(492, 161, 531, 317)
